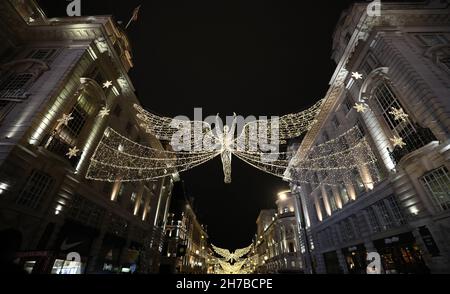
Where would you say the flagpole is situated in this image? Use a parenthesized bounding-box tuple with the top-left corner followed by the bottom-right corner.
(125, 5, 141, 29)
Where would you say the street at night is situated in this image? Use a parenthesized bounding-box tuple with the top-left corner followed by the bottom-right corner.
(0, 0, 449, 291)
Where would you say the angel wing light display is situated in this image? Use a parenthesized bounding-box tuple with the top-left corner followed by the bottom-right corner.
(86, 99, 380, 186)
(211, 244, 252, 262)
(210, 244, 253, 274)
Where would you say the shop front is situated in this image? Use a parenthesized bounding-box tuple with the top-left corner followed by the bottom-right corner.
(16, 221, 98, 274)
(342, 244, 367, 274)
(374, 232, 430, 274)
(97, 233, 126, 273)
(51, 221, 98, 274)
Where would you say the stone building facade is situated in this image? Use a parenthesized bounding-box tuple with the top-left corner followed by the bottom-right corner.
(254, 191, 304, 273)
(0, 0, 174, 274)
(290, 1, 450, 274)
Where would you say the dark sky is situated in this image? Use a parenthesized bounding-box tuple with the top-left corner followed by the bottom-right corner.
(37, 0, 358, 249)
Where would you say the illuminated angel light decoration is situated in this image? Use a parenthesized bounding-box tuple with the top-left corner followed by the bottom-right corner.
(86, 97, 380, 186)
(217, 259, 248, 274)
(210, 244, 253, 274)
(211, 244, 252, 262)
(87, 100, 326, 183)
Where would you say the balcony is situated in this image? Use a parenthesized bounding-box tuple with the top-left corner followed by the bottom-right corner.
(389, 124, 437, 165)
(41, 134, 80, 168)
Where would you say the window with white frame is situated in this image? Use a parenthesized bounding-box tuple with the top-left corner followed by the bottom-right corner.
(421, 166, 450, 211)
(0, 73, 33, 100)
(16, 170, 54, 209)
(372, 81, 418, 145)
(58, 95, 94, 146)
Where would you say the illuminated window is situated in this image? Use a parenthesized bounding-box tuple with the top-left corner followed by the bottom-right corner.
(0, 73, 33, 100)
(16, 170, 54, 209)
(339, 183, 350, 205)
(131, 192, 137, 202)
(421, 167, 450, 211)
(352, 169, 365, 195)
(327, 188, 338, 212)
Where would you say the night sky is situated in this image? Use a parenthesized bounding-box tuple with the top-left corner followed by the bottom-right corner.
(37, 0, 358, 249)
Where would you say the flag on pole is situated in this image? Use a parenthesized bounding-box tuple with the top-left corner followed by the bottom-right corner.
(126, 5, 141, 29)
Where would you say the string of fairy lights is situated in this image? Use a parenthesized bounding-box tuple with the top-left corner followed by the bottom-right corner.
(49, 71, 404, 188)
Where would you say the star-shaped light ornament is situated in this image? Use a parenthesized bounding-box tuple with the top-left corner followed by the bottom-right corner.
(389, 107, 409, 123)
(66, 146, 80, 159)
(352, 72, 363, 80)
(354, 103, 368, 113)
(98, 107, 110, 118)
(390, 136, 406, 149)
(102, 80, 113, 89)
(57, 113, 74, 127)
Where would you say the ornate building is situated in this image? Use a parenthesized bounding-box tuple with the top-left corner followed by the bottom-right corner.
(161, 181, 209, 274)
(0, 0, 174, 274)
(290, 0, 450, 274)
(254, 191, 304, 274)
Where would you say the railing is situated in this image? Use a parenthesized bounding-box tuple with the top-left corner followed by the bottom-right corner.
(389, 124, 437, 165)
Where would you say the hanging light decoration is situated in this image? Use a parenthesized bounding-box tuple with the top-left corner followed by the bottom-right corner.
(86, 98, 380, 186)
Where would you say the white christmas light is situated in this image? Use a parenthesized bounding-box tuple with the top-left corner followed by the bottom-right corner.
(211, 244, 252, 262)
(102, 80, 113, 89)
(56, 113, 74, 128)
(66, 146, 80, 159)
(389, 107, 409, 122)
(390, 136, 406, 149)
(352, 72, 363, 80)
(98, 106, 110, 118)
(354, 103, 368, 113)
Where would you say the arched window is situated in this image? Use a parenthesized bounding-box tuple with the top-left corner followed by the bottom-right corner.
(370, 80, 437, 163)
